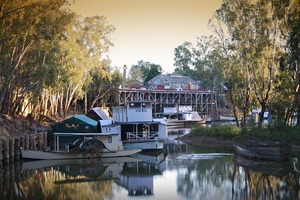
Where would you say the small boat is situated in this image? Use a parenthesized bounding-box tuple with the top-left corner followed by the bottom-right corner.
(219, 115, 239, 121)
(21, 132, 142, 160)
(164, 111, 206, 126)
(233, 137, 291, 162)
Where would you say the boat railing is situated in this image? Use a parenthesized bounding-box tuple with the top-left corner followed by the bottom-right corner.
(126, 132, 158, 140)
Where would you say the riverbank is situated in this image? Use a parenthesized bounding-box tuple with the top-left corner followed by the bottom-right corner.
(177, 134, 234, 147)
(177, 134, 300, 154)
(0, 114, 53, 138)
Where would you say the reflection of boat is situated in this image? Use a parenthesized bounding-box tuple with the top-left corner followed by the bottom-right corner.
(22, 157, 143, 185)
(117, 159, 166, 197)
(21, 132, 141, 160)
(234, 155, 293, 177)
(233, 137, 291, 161)
(100, 101, 168, 151)
(21, 156, 142, 170)
(131, 151, 167, 165)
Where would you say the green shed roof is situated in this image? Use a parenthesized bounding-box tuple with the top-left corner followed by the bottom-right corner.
(51, 115, 98, 133)
(60, 115, 98, 126)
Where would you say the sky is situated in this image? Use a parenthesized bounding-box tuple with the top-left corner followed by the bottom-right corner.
(69, 0, 222, 73)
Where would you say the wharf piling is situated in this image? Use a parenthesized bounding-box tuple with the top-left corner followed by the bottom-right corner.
(0, 132, 47, 165)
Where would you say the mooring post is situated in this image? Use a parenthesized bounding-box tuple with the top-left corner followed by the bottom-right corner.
(9, 138, 14, 162)
(3, 139, 9, 164)
(0, 139, 3, 165)
(25, 135, 29, 150)
(37, 133, 43, 150)
(14, 137, 20, 160)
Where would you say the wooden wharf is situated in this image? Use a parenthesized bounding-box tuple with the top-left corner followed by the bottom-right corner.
(117, 88, 217, 117)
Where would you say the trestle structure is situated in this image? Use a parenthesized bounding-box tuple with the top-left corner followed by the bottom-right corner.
(118, 89, 217, 117)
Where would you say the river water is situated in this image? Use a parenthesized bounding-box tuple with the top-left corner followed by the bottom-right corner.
(1, 128, 299, 200)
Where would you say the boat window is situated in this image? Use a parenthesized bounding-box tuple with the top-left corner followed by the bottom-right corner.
(129, 102, 140, 108)
(142, 102, 151, 108)
(108, 136, 112, 143)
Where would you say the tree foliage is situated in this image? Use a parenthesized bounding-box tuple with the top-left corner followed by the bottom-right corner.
(173, 37, 223, 91)
(0, 0, 117, 118)
(127, 60, 162, 84)
(209, 0, 300, 126)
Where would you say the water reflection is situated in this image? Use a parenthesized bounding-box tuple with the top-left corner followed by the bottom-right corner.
(0, 128, 299, 200)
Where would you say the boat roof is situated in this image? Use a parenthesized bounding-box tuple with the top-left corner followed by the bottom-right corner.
(52, 132, 119, 136)
(103, 121, 162, 127)
(57, 115, 98, 126)
(86, 107, 111, 120)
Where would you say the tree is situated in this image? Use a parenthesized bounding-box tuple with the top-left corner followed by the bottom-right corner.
(174, 42, 193, 76)
(55, 15, 115, 117)
(126, 65, 144, 84)
(130, 60, 162, 84)
(285, 0, 300, 125)
(0, 0, 72, 116)
(212, 0, 285, 126)
(193, 36, 223, 90)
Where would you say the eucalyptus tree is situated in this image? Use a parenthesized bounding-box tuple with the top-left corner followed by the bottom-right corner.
(193, 36, 223, 91)
(0, 0, 72, 116)
(126, 65, 145, 84)
(174, 42, 194, 76)
(213, 0, 257, 126)
(212, 0, 290, 126)
(56, 15, 115, 117)
(131, 60, 162, 84)
(284, 0, 300, 125)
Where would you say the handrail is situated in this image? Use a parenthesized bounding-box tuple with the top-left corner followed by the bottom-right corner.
(126, 132, 158, 140)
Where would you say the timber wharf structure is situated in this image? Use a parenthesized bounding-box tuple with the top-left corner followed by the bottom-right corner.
(117, 88, 217, 118)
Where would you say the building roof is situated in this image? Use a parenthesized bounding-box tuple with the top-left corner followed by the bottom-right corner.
(147, 73, 198, 85)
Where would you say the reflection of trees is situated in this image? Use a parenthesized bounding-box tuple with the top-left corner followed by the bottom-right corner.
(176, 156, 233, 199)
(18, 170, 114, 200)
(176, 155, 300, 200)
(232, 162, 300, 200)
(0, 162, 114, 200)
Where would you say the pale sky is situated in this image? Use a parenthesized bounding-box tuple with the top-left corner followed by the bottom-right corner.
(69, 0, 222, 73)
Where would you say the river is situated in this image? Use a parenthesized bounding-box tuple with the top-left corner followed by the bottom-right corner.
(0, 128, 299, 200)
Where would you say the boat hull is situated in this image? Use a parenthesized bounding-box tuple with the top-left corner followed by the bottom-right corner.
(21, 148, 142, 160)
(167, 119, 206, 126)
(233, 140, 291, 162)
(123, 139, 164, 151)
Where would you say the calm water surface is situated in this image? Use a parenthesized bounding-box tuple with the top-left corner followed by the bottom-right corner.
(1, 128, 299, 200)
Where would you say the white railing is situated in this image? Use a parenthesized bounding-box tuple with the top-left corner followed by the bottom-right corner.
(126, 132, 158, 140)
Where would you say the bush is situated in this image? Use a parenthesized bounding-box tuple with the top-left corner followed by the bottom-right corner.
(190, 123, 300, 144)
(190, 124, 239, 140)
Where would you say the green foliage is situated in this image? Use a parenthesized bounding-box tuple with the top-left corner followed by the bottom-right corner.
(190, 124, 240, 140)
(239, 123, 300, 144)
(128, 60, 162, 84)
(174, 42, 193, 76)
(190, 123, 300, 144)
(0, 0, 116, 117)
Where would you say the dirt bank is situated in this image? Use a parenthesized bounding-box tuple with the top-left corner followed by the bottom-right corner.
(0, 114, 54, 138)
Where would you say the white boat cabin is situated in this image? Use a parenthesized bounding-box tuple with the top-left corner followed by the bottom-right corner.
(112, 101, 153, 122)
(98, 101, 168, 147)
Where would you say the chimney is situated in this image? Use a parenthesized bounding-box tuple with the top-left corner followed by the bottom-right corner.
(123, 65, 127, 80)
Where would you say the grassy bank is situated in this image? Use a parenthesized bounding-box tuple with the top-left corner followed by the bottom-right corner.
(189, 123, 300, 144)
